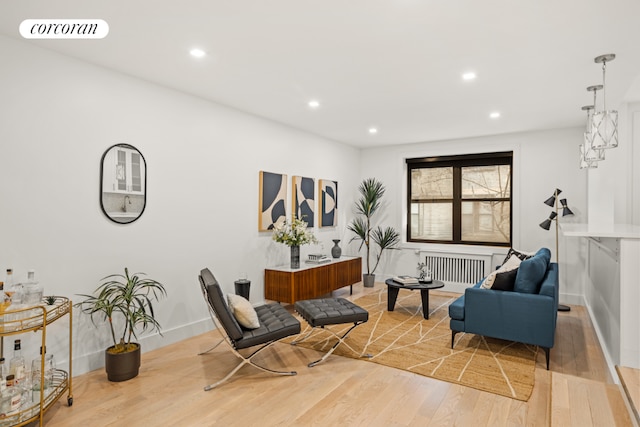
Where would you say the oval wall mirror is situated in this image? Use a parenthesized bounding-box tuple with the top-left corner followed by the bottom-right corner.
(100, 144, 147, 224)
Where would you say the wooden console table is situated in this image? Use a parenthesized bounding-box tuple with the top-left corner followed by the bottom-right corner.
(265, 256, 362, 304)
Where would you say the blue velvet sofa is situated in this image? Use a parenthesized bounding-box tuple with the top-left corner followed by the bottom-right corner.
(448, 248, 559, 369)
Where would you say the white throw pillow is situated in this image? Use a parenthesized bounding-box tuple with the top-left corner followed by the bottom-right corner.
(481, 255, 522, 289)
(227, 294, 260, 329)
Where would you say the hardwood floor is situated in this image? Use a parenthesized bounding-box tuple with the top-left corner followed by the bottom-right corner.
(617, 366, 640, 425)
(42, 283, 634, 426)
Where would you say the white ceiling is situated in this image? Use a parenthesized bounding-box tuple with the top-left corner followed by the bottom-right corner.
(2, 0, 640, 148)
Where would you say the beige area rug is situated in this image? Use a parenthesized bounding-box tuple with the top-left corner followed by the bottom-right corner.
(288, 289, 538, 401)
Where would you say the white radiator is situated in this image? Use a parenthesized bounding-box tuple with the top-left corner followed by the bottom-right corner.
(420, 251, 492, 288)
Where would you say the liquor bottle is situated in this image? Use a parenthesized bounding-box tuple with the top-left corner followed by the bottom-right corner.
(0, 358, 7, 392)
(23, 269, 43, 305)
(5, 268, 22, 305)
(4, 270, 13, 289)
(0, 283, 8, 326)
(32, 346, 55, 401)
(0, 283, 10, 312)
(2, 374, 21, 414)
(9, 340, 26, 386)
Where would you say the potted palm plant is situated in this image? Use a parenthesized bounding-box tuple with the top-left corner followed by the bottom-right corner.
(348, 178, 400, 287)
(76, 268, 166, 382)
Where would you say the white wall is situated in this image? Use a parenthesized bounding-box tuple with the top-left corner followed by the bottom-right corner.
(358, 127, 588, 303)
(0, 35, 361, 375)
(632, 105, 640, 225)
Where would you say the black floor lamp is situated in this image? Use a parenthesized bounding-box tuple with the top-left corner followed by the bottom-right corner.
(539, 188, 574, 312)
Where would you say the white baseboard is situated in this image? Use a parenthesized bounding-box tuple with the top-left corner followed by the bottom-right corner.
(69, 318, 213, 377)
(583, 296, 619, 384)
(560, 292, 583, 307)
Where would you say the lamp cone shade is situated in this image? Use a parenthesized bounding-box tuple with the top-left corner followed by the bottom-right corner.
(539, 211, 557, 230)
(539, 219, 552, 230)
(560, 199, 574, 216)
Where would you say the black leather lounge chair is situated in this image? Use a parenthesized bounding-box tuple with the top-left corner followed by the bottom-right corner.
(198, 268, 301, 390)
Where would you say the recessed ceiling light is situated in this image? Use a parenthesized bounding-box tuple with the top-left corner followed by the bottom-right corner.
(308, 100, 320, 109)
(490, 112, 501, 119)
(189, 48, 206, 58)
(462, 72, 477, 81)
(369, 127, 378, 134)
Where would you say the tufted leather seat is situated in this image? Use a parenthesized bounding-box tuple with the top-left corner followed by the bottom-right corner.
(294, 298, 368, 327)
(236, 303, 301, 349)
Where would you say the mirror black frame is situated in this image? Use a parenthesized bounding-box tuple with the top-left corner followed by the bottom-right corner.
(100, 143, 147, 224)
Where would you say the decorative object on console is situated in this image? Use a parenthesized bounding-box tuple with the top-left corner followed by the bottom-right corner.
(319, 179, 338, 227)
(290, 245, 300, 269)
(331, 239, 342, 258)
(306, 253, 330, 264)
(348, 178, 400, 287)
(292, 176, 315, 227)
(272, 215, 318, 269)
(539, 188, 573, 311)
(75, 268, 166, 382)
(259, 171, 287, 231)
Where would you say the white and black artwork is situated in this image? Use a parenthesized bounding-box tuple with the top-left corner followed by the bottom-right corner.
(319, 179, 338, 227)
(292, 176, 315, 226)
(259, 171, 287, 231)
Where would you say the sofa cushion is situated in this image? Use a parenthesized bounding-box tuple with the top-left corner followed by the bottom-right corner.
(501, 248, 534, 265)
(514, 248, 551, 294)
(448, 295, 466, 320)
(491, 268, 518, 291)
(481, 255, 521, 289)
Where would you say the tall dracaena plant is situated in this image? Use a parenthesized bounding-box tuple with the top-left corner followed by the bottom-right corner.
(348, 178, 400, 275)
(76, 268, 167, 353)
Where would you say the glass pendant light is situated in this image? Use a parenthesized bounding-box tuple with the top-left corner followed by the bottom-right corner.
(579, 144, 599, 169)
(591, 54, 618, 149)
(581, 104, 604, 162)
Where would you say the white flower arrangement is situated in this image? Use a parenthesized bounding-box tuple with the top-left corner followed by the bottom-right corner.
(272, 216, 318, 247)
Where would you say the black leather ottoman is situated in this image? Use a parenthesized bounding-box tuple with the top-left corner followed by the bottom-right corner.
(293, 298, 369, 367)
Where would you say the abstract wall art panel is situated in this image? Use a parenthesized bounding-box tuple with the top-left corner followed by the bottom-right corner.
(319, 179, 338, 227)
(292, 176, 315, 226)
(259, 171, 287, 231)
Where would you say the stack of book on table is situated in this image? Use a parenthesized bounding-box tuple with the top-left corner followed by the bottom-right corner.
(306, 254, 331, 264)
(392, 275, 419, 285)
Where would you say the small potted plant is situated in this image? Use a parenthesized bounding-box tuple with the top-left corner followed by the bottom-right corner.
(76, 268, 166, 382)
(272, 215, 318, 268)
(348, 178, 400, 287)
